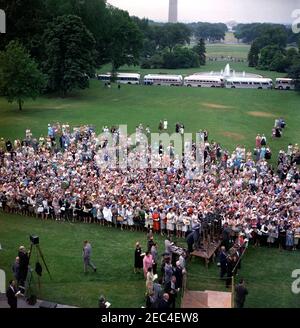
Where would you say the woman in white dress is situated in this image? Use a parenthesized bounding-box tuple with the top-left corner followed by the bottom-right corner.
(117, 205, 125, 230)
(103, 205, 112, 227)
(182, 214, 190, 238)
(144, 211, 150, 230)
(160, 210, 166, 236)
(176, 212, 183, 238)
(166, 209, 175, 237)
(126, 206, 134, 231)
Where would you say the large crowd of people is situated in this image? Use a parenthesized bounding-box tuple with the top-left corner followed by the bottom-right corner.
(0, 122, 299, 248)
(0, 121, 299, 308)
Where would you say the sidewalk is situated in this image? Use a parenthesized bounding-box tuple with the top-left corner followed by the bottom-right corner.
(0, 293, 77, 308)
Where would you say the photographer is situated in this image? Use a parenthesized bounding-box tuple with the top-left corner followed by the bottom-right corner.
(18, 246, 29, 288)
(99, 295, 110, 308)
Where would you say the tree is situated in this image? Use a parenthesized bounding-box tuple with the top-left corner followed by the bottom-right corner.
(162, 47, 199, 69)
(42, 15, 97, 96)
(0, 41, 47, 111)
(234, 23, 288, 45)
(104, 7, 143, 73)
(258, 45, 286, 70)
(0, 0, 47, 52)
(248, 42, 260, 67)
(288, 54, 300, 90)
(269, 52, 289, 72)
(160, 23, 191, 52)
(193, 38, 206, 65)
(192, 22, 227, 42)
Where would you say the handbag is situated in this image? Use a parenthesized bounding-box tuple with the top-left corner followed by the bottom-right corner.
(117, 216, 124, 222)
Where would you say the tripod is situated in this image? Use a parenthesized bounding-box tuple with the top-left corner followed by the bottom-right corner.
(28, 242, 52, 286)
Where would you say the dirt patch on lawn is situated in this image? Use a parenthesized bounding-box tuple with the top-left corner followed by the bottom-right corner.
(247, 111, 276, 118)
(52, 104, 74, 109)
(201, 102, 233, 110)
(222, 131, 246, 141)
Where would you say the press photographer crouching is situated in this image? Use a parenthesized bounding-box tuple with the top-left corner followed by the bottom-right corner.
(99, 295, 111, 308)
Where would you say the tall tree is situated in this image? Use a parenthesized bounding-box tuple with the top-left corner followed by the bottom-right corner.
(160, 23, 191, 52)
(248, 42, 260, 67)
(0, 41, 47, 111)
(193, 38, 206, 65)
(288, 53, 300, 90)
(42, 15, 97, 96)
(192, 22, 227, 42)
(104, 6, 143, 72)
(44, 0, 108, 66)
(0, 0, 47, 52)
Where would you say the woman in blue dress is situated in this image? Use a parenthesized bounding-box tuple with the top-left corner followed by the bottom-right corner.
(286, 226, 294, 251)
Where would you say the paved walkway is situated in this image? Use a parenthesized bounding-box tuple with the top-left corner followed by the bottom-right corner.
(0, 293, 77, 308)
(181, 290, 232, 308)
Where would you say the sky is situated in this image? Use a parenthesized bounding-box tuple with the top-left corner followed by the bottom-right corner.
(107, 0, 300, 24)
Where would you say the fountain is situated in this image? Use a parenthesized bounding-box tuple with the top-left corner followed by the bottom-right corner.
(193, 63, 263, 80)
(223, 63, 231, 78)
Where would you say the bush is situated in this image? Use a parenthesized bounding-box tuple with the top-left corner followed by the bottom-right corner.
(162, 47, 199, 69)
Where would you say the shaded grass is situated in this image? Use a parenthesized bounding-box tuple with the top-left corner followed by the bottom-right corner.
(187, 247, 300, 308)
(0, 213, 164, 308)
(1, 213, 300, 308)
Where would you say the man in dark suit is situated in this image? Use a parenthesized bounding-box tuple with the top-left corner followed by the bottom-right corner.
(226, 256, 234, 288)
(219, 246, 228, 279)
(157, 293, 170, 309)
(6, 280, 18, 309)
(222, 223, 231, 250)
(18, 246, 29, 288)
(164, 275, 179, 309)
(186, 231, 194, 254)
(174, 261, 183, 289)
(235, 279, 249, 308)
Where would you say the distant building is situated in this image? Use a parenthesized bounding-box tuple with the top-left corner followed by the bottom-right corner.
(168, 0, 178, 23)
(226, 21, 238, 32)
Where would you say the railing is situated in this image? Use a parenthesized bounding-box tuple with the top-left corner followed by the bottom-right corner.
(231, 246, 248, 308)
(180, 271, 188, 306)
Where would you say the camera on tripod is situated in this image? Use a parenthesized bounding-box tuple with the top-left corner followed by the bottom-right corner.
(30, 235, 39, 245)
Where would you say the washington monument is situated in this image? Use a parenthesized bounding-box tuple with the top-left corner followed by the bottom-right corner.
(168, 0, 178, 23)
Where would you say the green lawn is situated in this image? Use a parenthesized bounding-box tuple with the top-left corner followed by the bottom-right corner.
(1, 213, 299, 308)
(0, 67, 298, 164)
(206, 43, 251, 59)
(0, 213, 165, 308)
(188, 246, 300, 308)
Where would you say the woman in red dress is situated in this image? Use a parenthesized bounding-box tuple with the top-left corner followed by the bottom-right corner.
(152, 210, 160, 234)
